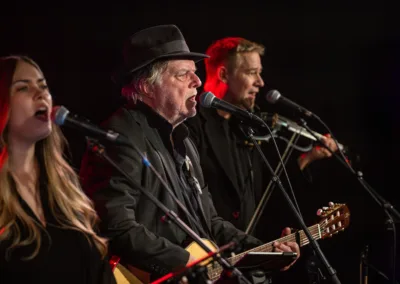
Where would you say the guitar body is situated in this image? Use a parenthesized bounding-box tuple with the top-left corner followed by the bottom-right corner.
(185, 238, 219, 265)
(112, 239, 218, 284)
(113, 263, 144, 284)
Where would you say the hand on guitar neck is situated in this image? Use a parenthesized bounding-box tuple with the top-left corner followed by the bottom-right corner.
(273, 227, 300, 271)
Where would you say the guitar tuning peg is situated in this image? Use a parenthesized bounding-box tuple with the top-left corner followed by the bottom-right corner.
(323, 206, 329, 211)
(328, 201, 334, 207)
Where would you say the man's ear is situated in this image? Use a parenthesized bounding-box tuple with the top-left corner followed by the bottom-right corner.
(218, 66, 229, 84)
(141, 80, 155, 99)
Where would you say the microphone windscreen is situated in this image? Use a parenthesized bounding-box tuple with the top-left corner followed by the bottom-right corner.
(199, 92, 215, 108)
(265, 89, 281, 104)
(51, 106, 69, 126)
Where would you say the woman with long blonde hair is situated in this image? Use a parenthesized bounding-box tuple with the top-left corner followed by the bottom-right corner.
(0, 55, 116, 283)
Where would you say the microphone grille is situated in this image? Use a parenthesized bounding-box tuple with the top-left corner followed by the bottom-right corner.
(51, 106, 69, 126)
(199, 92, 216, 108)
(266, 89, 281, 104)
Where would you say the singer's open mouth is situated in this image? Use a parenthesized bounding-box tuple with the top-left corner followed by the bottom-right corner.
(34, 108, 49, 121)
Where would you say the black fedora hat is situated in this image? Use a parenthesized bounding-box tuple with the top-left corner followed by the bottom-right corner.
(112, 24, 209, 86)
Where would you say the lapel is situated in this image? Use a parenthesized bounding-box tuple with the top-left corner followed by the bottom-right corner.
(131, 110, 186, 204)
(137, 111, 213, 237)
(201, 108, 242, 197)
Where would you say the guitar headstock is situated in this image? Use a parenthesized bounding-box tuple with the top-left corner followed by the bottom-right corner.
(317, 202, 350, 239)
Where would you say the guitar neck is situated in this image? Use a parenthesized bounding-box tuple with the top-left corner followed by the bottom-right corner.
(208, 223, 321, 281)
(232, 224, 321, 263)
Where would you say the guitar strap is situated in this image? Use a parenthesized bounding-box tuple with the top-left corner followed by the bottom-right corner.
(184, 139, 217, 245)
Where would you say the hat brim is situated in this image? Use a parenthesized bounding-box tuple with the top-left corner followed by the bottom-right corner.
(112, 52, 209, 86)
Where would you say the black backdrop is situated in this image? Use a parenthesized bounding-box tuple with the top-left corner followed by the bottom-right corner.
(1, 3, 399, 283)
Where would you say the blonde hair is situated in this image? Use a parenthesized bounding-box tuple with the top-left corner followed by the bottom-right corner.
(0, 55, 108, 260)
(204, 37, 265, 81)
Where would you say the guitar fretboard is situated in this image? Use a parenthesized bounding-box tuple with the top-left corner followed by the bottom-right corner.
(207, 224, 321, 281)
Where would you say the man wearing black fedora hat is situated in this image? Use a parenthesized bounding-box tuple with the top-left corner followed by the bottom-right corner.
(80, 24, 300, 282)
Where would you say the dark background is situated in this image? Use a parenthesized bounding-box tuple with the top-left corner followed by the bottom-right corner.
(1, 2, 399, 283)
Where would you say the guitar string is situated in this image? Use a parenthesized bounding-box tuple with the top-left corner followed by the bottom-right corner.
(208, 225, 322, 280)
(208, 231, 321, 280)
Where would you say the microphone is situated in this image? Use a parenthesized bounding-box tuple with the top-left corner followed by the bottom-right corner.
(269, 113, 346, 152)
(51, 106, 129, 145)
(266, 89, 317, 119)
(199, 92, 265, 126)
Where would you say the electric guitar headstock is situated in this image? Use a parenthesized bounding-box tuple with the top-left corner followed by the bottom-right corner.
(317, 202, 350, 239)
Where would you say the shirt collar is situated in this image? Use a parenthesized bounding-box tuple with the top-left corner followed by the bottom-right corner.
(133, 101, 190, 145)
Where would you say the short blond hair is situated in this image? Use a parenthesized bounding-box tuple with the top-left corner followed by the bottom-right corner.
(205, 37, 265, 79)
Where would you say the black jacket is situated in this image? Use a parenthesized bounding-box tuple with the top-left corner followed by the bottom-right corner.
(184, 107, 269, 231)
(184, 106, 311, 240)
(79, 102, 262, 277)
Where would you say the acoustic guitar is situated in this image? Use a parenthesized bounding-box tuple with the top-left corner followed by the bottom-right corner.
(110, 202, 350, 283)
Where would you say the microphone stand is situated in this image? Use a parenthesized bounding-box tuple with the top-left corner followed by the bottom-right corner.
(245, 131, 301, 235)
(242, 124, 341, 284)
(86, 138, 251, 284)
(245, 130, 324, 283)
(361, 260, 399, 283)
(298, 117, 400, 221)
(360, 245, 369, 284)
(297, 117, 399, 284)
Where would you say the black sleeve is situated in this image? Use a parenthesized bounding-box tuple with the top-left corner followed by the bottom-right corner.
(80, 109, 189, 275)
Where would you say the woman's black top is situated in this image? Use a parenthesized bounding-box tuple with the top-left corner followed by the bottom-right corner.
(0, 178, 116, 284)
